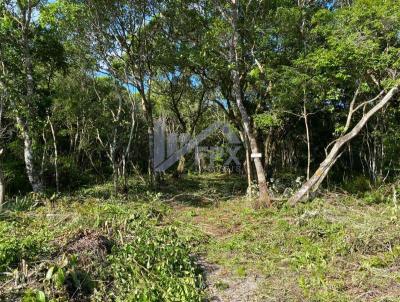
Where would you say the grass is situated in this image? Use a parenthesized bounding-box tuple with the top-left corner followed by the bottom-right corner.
(1, 174, 400, 301)
(0, 190, 203, 301)
(166, 175, 400, 301)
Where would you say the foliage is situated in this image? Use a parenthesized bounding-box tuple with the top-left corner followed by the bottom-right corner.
(171, 176, 400, 301)
(0, 188, 203, 301)
(2, 0, 400, 300)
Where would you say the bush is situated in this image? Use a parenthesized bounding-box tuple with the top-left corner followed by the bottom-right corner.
(343, 176, 371, 194)
(0, 221, 53, 272)
(0, 199, 204, 301)
(363, 190, 388, 204)
(99, 224, 203, 301)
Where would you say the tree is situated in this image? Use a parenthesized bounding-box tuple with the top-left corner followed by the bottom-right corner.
(289, 0, 400, 204)
(193, 0, 281, 207)
(290, 86, 400, 204)
(92, 77, 138, 194)
(0, 0, 66, 193)
(77, 0, 161, 181)
(0, 96, 5, 208)
(153, 71, 210, 176)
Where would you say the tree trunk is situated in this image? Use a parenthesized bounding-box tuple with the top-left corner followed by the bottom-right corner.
(289, 86, 399, 205)
(18, 5, 43, 193)
(195, 146, 202, 173)
(48, 116, 59, 193)
(121, 101, 136, 192)
(139, 92, 155, 183)
(303, 102, 311, 182)
(0, 166, 4, 210)
(110, 128, 118, 195)
(0, 98, 4, 209)
(240, 131, 252, 196)
(41, 123, 48, 177)
(177, 156, 185, 176)
(0, 149, 4, 210)
(112, 161, 118, 195)
(230, 0, 270, 207)
(16, 116, 43, 193)
(231, 73, 270, 207)
(147, 119, 155, 181)
(264, 128, 273, 170)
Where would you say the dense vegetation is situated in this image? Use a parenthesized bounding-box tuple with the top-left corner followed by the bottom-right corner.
(1, 175, 400, 301)
(0, 184, 203, 301)
(1, 0, 400, 301)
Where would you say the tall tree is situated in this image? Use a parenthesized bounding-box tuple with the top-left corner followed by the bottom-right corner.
(1, 0, 44, 192)
(77, 0, 161, 181)
(1, 0, 66, 192)
(0, 96, 5, 208)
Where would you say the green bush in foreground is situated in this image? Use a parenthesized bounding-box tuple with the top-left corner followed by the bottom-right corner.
(104, 227, 202, 301)
(0, 197, 204, 301)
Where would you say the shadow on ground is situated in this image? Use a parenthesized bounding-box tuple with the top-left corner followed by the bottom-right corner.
(158, 173, 247, 207)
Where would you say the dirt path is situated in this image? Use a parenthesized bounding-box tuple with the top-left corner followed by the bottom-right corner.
(169, 191, 267, 301)
(171, 203, 265, 301)
(198, 258, 264, 302)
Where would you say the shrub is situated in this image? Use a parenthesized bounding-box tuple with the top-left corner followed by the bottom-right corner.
(1, 200, 203, 301)
(343, 176, 371, 194)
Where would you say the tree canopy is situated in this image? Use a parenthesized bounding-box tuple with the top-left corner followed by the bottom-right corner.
(0, 0, 399, 204)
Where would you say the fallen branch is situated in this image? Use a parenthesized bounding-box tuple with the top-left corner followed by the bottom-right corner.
(289, 85, 399, 205)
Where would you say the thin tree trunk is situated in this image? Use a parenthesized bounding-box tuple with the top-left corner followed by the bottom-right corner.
(41, 122, 48, 177)
(111, 129, 118, 195)
(121, 100, 136, 192)
(139, 92, 155, 183)
(112, 160, 118, 195)
(0, 149, 4, 210)
(48, 116, 59, 193)
(16, 116, 43, 193)
(195, 146, 202, 173)
(177, 156, 185, 176)
(147, 119, 155, 181)
(303, 101, 311, 200)
(289, 86, 399, 205)
(303, 102, 311, 182)
(264, 128, 273, 170)
(0, 98, 4, 209)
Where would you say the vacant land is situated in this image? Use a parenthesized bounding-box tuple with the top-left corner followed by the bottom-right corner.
(2, 1, 400, 301)
(1, 174, 400, 301)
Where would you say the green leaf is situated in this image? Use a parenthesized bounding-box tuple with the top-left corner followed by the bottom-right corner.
(53, 268, 65, 288)
(36, 291, 46, 302)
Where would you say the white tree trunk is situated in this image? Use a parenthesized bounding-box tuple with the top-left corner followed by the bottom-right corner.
(18, 3, 43, 193)
(289, 86, 399, 205)
(48, 116, 59, 193)
(17, 117, 43, 193)
(304, 102, 311, 182)
(230, 0, 271, 207)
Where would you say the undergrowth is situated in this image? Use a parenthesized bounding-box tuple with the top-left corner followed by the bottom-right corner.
(1, 175, 400, 301)
(0, 189, 203, 301)
(169, 177, 400, 302)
